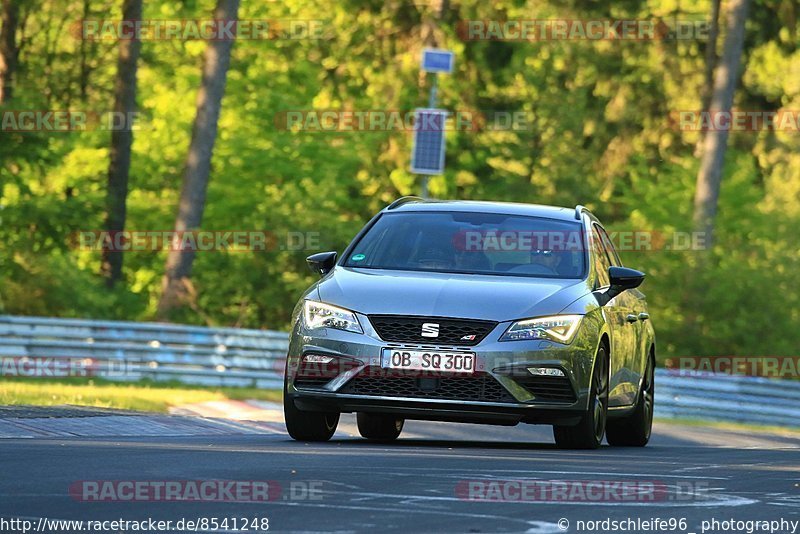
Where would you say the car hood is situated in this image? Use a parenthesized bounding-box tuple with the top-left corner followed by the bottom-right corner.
(315, 267, 590, 322)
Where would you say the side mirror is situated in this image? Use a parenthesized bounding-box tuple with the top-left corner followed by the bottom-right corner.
(605, 266, 645, 301)
(306, 251, 337, 276)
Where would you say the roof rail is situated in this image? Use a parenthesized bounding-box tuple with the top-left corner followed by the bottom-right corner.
(574, 205, 589, 220)
(387, 196, 425, 210)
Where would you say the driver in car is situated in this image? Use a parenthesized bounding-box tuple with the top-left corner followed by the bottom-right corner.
(530, 248, 561, 275)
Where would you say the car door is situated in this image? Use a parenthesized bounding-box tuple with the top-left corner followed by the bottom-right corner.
(596, 224, 646, 405)
(591, 224, 637, 407)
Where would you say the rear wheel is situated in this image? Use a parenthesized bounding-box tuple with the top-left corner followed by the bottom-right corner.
(607, 354, 654, 447)
(284, 391, 339, 442)
(357, 412, 404, 441)
(553, 343, 609, 450)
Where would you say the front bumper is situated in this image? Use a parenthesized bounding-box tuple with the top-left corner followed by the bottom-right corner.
(292, 392, 585, 426)
(285, 314, 598, 426)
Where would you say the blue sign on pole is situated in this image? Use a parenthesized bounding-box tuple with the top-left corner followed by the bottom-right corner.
(421, 48, 454, 74)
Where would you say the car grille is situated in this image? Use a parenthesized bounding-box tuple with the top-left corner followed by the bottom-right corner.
(338, 367, 515, 403)
(514, 376, 577, 403)
(368, 315, 497, 346)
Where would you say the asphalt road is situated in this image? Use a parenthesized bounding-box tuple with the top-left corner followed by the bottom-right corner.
(1, 413, 799, 534)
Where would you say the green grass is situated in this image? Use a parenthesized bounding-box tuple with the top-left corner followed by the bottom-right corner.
(0, 378, 282, 413)
(655, 417, 800, 437)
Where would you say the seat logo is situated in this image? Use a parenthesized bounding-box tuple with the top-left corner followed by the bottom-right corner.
(420, 323, 440, 338)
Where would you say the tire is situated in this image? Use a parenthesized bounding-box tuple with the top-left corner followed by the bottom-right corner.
(283, 390, 339, 442)
(553, 343, 609, 450)
(606, 354, 654, 447)
(356, 412, 404, 441)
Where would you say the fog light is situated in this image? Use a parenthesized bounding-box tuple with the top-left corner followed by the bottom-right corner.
(303, 354, 334, 364)
(527, 367, 565, 377)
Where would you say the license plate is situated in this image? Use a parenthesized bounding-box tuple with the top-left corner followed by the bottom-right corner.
(381, 349, 476, 373)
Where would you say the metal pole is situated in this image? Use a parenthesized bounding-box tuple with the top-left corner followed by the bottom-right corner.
(420, 176, 429, 198)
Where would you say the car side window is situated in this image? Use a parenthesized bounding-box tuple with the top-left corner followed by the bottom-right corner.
(597, 226, 622, 267)
(592, 225, 611, 287)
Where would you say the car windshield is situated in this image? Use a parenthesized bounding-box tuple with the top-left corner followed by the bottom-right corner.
(343, 211, 586, 279)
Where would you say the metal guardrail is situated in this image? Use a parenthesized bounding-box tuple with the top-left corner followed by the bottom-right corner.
(0, 315, 288, 389)
(2, 315, 799, 428)
(655, 369, 800, 428)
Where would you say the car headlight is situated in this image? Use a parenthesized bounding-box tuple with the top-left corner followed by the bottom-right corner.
(303, 300, 363, 333)
(500, 315, 583, 343)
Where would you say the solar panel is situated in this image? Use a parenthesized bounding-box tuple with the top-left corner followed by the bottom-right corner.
(410, 109, 447, 175)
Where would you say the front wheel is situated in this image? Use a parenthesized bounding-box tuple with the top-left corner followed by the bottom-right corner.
(606, 355, 654, 447)
(357, 412, 404, 441)
(284, 392, 339, 442)
(553, 343, 609, 450)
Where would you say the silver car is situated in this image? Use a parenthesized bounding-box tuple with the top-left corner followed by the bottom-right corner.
(283, 197, 655, 449)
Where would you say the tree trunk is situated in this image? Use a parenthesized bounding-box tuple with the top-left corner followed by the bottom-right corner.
(0, 0, 19, 103)
(157, 0, 240, 319)
(101, 0, 142, 287)
(694, 0, 722, 157)
(692, 0, 750, 248)
(701, 0, 722, 113)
